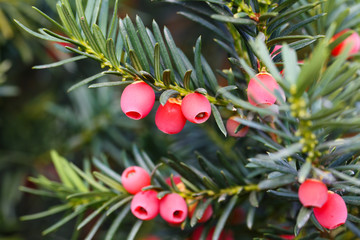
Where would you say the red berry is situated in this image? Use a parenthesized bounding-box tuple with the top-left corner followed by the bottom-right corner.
(279, 235, 295, 240)
(155, 98, 187, 134)
(190, 226, 234, 240)
(181, 93, 211, 124)
(165, 175, 182, 186)
(130, 190, 159, 220)
(226, 116, 249, 137)
(165, 175, 186, 192)
(247, 72, 280, 107)
(313, 191, 347, 229)
(159, 193, 188, 224)
(188, 200, 213, 223)
(271, 45, 282, 57)
(331, 29, 360, 57)
(298, 179, 328, 208)
(121, 166, 151, 194)
(120, 81, 155, 120)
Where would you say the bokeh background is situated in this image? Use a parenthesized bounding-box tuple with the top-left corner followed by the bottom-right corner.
(0, 0, 228, 239)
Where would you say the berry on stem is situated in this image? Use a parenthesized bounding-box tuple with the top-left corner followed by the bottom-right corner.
(181, 93, 211, 124)
(226, 116, 249, 137)
(313, 191, 348, 229)
(188, 200, 213, 223)
(247, 72, 280, 107)
(331, 29, 360, 57)
(131, 190, 159, 220)
(298, 179, 328, 208)
(165, 175, 186, 192)
(159, 193, 188, 224)
(121, 166, 151, 194)
(120, 81, 155, 120)
(155, 98, 187, 134)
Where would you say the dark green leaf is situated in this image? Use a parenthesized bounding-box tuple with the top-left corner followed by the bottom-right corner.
(178, 12, 229, 43)
(267, 189, 298, 200)
(210, 104, 227, 137)
(67, 72, 104, 92)
(211, 14, 256, 25)
(58, 4, 83, 41)
(42, 206, 86, 235)
(14, 20, 61, 42)
(258, 174, 295, 190)
(77, 196, 121, 230)
(108, 0, 119, 38)
(348, 213, 360, 223)
(248, 158, 297, 175)
(298, 160, 312, 183)
(246, 206, 256, 230)
(124, 16, 149, 71)
(295, 207, 312, 235)
(330, 169, 360, 187)
(89, 80, 132, 88)
(183, 70, 192, 89)
(105, 204, 131, 240)
(164, 27, 187, 79)
(127, 220, 143, 240)
(159, 90, 180, 106)
(129, 50, 143, 71)
(33, 56, 87, 69)
(32, 6, 65, 31)
(281, 14, 326, 36)
(21, 204, 72, 221)
(106, 196, 133, 216)
(152, 21, 174, 79)
(162, 69, 171, 88)
(154, 43, 161, 80)
(98, 0, 109, 34)
(84, 212, 107, 240)
(342, 196, 360, 206)
(194, 36, 205, 88)
(197, 153, 226, 188)
(212, 195, 238, 240)
(136, 16, 155, 66)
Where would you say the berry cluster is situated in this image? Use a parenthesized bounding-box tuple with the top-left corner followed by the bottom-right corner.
(120, 81, 211, 134)
(121, 166, 213, 226)
(298, 179, 348, 229)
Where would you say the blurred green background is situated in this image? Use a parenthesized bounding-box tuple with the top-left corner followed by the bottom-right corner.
(0, 0, 227, 239)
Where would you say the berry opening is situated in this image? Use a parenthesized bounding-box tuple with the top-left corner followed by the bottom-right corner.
(125, 169, 136, 178)
(173, 210, 183, 219)
(126, 111, 142, 120)
(195, 112, 208, 120)
(135, 206, 148, 216)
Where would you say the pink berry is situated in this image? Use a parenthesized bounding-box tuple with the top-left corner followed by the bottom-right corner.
(120, 81, 155, 120)
(188, 200, 213, 223)
(271, 45, 282, 57)
(226, 116, 249, 137)
(165, 175, 182, 186)
(190, 226, 234, 240)
(159, 193, 188, 224)
(247, 72, 280, 107)
(298, 179, 328, 208)
(313, 191, 348, 229)
(279, 235, 295, 240)
(121, 166, 151, 194)
(165, 175, 186, 192)
(181, 93, 211, 124)
(155, 98, 187, 134)
(331, 29, 360, 57)
(130, 190, 159, 220)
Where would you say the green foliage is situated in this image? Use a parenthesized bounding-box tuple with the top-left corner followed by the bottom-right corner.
(11, 0, 360, 239)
